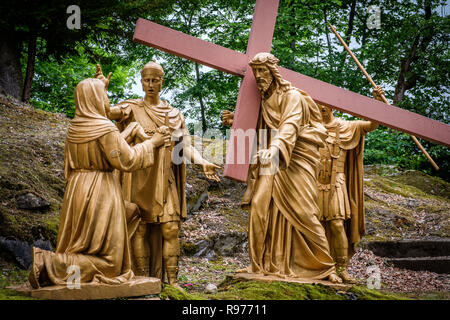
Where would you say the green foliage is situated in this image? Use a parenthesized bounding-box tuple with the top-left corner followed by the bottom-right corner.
(7, 0, 448, 177)
(364, 127, 450, 181)
(210, 278, 345, 300)
(160, 284, 207, 300)
(201, 277, 408, 300)
(31, 45, 138, 117)
(0, 259, 37, 300)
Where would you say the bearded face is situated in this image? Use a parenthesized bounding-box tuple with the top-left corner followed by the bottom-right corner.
(251, 65, 273, 94)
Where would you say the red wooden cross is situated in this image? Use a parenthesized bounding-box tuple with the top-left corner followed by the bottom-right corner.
(133, 0, 450, 182)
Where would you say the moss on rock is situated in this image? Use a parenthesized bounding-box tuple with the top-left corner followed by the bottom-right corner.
(201, 277, 409, 300)
(160, 284, 207, 300)
(0, 98, 67, 245)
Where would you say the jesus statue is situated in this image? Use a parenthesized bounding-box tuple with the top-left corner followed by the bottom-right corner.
(223, 52, 342, 283)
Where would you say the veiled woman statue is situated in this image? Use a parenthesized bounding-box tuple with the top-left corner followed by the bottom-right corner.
(28, 76, 169, 288)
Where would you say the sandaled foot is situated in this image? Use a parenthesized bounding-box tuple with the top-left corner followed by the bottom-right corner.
(328, 273, 343, 284)
(340, 270, 357, 284)
(236, 267, 251, 273)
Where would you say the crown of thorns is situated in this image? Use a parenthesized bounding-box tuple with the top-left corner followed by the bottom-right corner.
(249, 52, 280, 66)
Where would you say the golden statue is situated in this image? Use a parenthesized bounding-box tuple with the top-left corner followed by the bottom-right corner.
(28, 76, 170, 290)
(96, 62, 220, 290)
(317, 88, 382, 283)
(223, 52, 342, 283)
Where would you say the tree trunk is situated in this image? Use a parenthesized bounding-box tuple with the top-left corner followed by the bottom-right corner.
(393, 35, 420, 105)
(22, 33, 37, 103)
(322, 7, 333, 69)
(0, 34, 23, 100)
(195, 63, 207, 133)
(344, 1, 357, 45)
(338, 1, 357, 73)
(393, 1, 433, 106)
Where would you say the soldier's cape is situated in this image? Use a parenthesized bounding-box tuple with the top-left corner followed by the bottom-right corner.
(324, 118, 367, 258)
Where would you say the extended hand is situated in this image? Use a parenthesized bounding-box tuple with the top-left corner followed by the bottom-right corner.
(202, 162, 221, 182)
(156, 125, 171, 147)
(151, 129, 171, 148)
(94, 64, 112, 91)
(372, 86, 385, 102)
(254, 146, 278, 165)
(222, 110, 234, 127)
(132, 124, 151, 141)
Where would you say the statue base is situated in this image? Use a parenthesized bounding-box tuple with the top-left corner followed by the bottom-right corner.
(8, 276, 161, 300)
(233, 272, 352, 290)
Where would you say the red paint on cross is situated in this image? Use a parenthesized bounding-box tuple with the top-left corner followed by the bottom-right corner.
(133, 0, 450, 182)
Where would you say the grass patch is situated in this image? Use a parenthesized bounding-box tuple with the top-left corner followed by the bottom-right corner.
(0, 258, 38, 300)
(160, 284, 207, 300)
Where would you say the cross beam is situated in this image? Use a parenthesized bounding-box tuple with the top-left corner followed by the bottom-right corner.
(133, 0, 450, 182)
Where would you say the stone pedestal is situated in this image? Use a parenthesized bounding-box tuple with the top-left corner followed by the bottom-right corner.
(8, 276, 161, 300)
(233, 272, 351, 290)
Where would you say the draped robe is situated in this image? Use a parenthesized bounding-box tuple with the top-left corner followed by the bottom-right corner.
(31, 79, 157, 287)
(242, 87, 336, 279)
(110, 99, 188, 279)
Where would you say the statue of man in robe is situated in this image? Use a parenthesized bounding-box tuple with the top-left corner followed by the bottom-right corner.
(223, 52, 342, 283)
(96, 62, 220, 289)
(317, 87, 382, 283)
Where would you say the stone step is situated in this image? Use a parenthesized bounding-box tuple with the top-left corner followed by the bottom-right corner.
(386, 256, 450, 274)
(364, 239, 450, 258)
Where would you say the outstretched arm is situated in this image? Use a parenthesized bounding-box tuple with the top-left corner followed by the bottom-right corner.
(360, 86, 385, 133)
(181, 129, 221, 182)
(94, 64, 123, 121)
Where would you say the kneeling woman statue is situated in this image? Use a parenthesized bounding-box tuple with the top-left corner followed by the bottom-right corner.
(28, 76, 169, 288)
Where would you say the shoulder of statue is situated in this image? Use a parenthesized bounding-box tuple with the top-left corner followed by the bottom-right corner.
(277, 88, 302, 106)
(284, 88, 302, 98)
(116, 98, 143, 110)
(163, 100, 183, 118)
(335, 118, 351, 129)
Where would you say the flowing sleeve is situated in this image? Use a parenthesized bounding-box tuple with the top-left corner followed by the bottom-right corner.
(355, 120, 378, 135)
(107, 106, 124, 121)
(174, 113, 194, 163)
(99, 131, 155, 172)
(109, 100, 136, 131)
(269, 90, 304, 169)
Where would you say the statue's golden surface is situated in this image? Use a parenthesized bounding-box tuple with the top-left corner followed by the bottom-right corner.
(317, 88, 382, 283)
(28, 76, 169, 292)
(227, 52, 342, 283)
(27, 54, 383, 297)
(100, 62, 219, 290)
(220, 53, 386, 285)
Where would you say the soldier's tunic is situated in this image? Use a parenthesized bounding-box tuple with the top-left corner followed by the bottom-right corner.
(317, 123, 351, 221)
(109, 98, 190, 278)
(317, 118, 373, 257)
(111, 99, 188, 224)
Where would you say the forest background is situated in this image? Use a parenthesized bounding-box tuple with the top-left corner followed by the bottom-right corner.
(0, 0, 448, 179)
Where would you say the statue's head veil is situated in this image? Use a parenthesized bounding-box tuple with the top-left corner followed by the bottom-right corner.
(66, 78, 117, 144)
